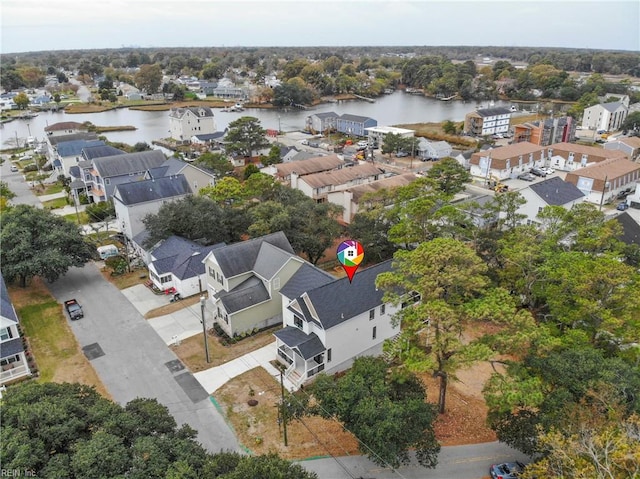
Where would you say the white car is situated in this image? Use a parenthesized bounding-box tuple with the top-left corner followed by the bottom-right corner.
(543, 167, 555, 175)
(357, 140, 369, 147)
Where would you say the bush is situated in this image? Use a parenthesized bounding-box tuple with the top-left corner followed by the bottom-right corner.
(105, 255, 128, 275)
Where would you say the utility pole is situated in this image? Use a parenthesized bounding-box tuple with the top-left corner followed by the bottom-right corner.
(280, 369, 288, 446)
(599, 175, 609, 211)
(200, 296, 210, 363)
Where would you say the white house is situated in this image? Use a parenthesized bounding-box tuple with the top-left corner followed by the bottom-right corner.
(274, 260, 399, 389)
(417, 139, 453, 160)
(363, 126, 415, 149)
(582, 97, 629, 132)
(44, 121, 89, 138)
(469, 142, 546, 181)
(565, 157, 640, 205)
(169, 106, 216, 142)
(1, 273, 31, 386)
(291, 163, 383, 202)
(464, 107, 512, 136)
(514, 177, 586, 227)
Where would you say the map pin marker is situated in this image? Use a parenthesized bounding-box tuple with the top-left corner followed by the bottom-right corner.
(337, 240, 364, 283)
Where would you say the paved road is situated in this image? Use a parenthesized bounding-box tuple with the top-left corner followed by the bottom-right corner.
(46, 264, 241, 454)
(301, 441, 529, 479)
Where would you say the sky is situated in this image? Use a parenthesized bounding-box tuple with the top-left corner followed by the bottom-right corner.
(2, 0, 639, 54)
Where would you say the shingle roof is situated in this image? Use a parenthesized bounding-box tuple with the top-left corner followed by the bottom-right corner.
(93, 150, 167, 178)
(57, 140, 105, 157)
(567, 157, 640, 181)
(602, 101, 624, 113)
(49, 132, 99, 146)
(169, 106, 215, 119)
(82, 145, 126, 160)
(614, 212, 640, 245)
(114, 175, 191, 205)
(150, 237, 224, 280)
(291, 260, 392, 330)
(0, 272, 19, 324)
(312, 112, 338, 119)
(193, 132, 226, 141)
(300, 163, 382, 189)
(253, 242, 296, 280)
(44, 121, 85, 132)
(347, 173, 417, 202)
(273, 327, 325, 360)
(210, 232, 294, 279)
(528, 177, 585, 206)
(215, 276, 270, 313)
(279, 263, 335, 300)
(0, 338, 24, 359)
(339, 113, 375, 123)
(620, 137, 640, 148)
(273, 155, 344, 178)
(550, 142, 627, 159)
(475, 107, 511, 117)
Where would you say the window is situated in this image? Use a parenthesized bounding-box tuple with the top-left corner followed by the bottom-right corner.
(372, 326, 377, 340)
(208, 266, 216, 278)
(294, 316, 303, 329)
(369, 309, 375, 320)
(314, 353, 323, 364)
(105, 178, 110, 185)
(380, 304, 386, 315)
(0, 355, 19, 366)
(327, 348, 332, 362)
(160, 275, 171, 284)
(0, 327, 13, 341)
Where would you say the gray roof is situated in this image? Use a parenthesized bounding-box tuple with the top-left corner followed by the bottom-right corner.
(48, 132, 99, 146)
(475, 107, 511, 117)
(169, 106, 215, 119)
(602, 101, 624, 113)
(253, 242, 296, 280)
(82, 145, 126, 160)
(93, 150, 167, 178)
(114, 175, 191, 205)
(210, 232, 294, 279)
(0, 272, 18, 324)
(150, 236, 224, 280)
(274, 326, 325, 360)
(339, 113, 375, 123)
(0, 338, 24, 359)
(290, 260, 392, 330)
(529, 177, 585, 206)
(280, 263, 335, 300)
(215, 276, 270, 314)
(57, 140, 105, 157)
(193, 131, 226, 141)
(312, 112, 338, 119)
(614, 212, 640, 245)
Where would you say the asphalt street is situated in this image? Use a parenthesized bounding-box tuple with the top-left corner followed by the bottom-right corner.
(46, 264, 241, 454)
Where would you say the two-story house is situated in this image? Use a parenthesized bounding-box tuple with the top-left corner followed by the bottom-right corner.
(169, 106, 216, 143)
(146, 157, 217, 195)
(417, 139, 453, 160)
(336, 114, 377, 137)
(364, 126, 415, 149)
(44, 121, 89, 138)
(292, 163, 383, 203)
(514, 177, 586, 227)
(604, 136, 640, 160)
(469, 142, 546, 181)
(274, 260, 399, 389)
(582, 96, 629, 132)
(203, 232, 304, 337)
(305, 112, 338, 134)
(1, 273, 31, 386)
(52, 139, 106, 176)
(546, 142, 628, 172)
(565, 157, 640, 205)
(263, 154, 345, 183)
(464, 107, 512, 136)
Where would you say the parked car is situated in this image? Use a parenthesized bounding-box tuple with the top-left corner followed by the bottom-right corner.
(617, 202, 629, 211)
(64, 299, 84, 320)
(542, 167, 555, 175)
(357, 140, 369, 147)
(530, 167, 547, 177)
(517, 172, 536, 181)
(489, 461, 525, 479)
(10, 164, 18, 172)
(396, 151, 409, 157)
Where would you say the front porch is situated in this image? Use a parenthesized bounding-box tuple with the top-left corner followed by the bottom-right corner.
(274, 326, 326, 389)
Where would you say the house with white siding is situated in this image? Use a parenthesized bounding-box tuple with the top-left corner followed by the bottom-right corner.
(417, 139, 453, 160)
(565, 157, 640, 205)
(581, 96, 629, 132)
(291, 163, 383, 202)
(274, 260, 400, 389)
(1, 273, 31, 386)
(169, 106, 216, 142)
(464, 107, 511, 137)
(514, 177, 586, 227)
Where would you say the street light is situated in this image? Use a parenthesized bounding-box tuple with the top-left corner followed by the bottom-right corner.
(200, 295, 210, 363)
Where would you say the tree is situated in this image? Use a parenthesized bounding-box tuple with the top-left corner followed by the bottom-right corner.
(0, 181, 16, 212)
(441, 120, 458, 135)
(224, 116, 269, 158)
(309, 357, 440, 469)
(376, 238, 491, 414)
(426, 157, 471, 195)
(201, 176, 245, 205)
(0, 205, 94, 287)
(242, 164, 260, 180)
(272, 80, 314, 107)
(13, 91, 30, 110)
(134, 64, 162, 94)
(85, 200, 115, 223)
(622, 110, 640, 131)
(194, 152, 234, 177)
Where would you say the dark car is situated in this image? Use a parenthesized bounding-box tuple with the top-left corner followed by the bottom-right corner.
(489, 461, 525, 479)
(530, 167, 547, 177)
(617, 202, 629, 211)
(517, 172, 535, 181)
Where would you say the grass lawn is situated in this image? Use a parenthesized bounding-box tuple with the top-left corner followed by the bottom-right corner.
(42, 197, 68, 209)
(8, 278, 110, 398)
(62, 211, 91, 225)
(172, 325, 279, 371)
(41, 184, 65, 195)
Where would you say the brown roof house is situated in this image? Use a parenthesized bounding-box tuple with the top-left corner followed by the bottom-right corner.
(469, 142, 546, 181)
(326, 173, 417, 223)
(293, 163, 383, 203)
(604, 136, 640, 161)
(546, 142, 628, 172)
(264, 154, 345, 183)
(564, 157, 640, 205)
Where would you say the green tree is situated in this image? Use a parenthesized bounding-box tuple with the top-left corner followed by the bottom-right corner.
(224, 116, 269, 158)
(622, 111, 640, 131)
(134, 64, 162, 94)
(242, 164, 260, 180)
(426, 157, 471, 195)
(0, 181, 16, 212)
(376, 238, 492, 414)
(201, 176, 245, 205)
(195, 152, 234, 177)
(0, 205, 94, 287)
(309, 357, 440, 469)
(85, 200, 115, 222)
(13, 91, 30, 110)
(441, 120, 458, 135)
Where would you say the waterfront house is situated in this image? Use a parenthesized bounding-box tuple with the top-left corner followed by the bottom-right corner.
(169, 106, 216, 143)
(464, 107, 511, 137)
(305, 112, 338, 134)
(336, 114, 377, 137)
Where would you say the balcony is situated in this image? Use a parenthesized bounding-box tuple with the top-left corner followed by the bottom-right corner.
(0, 363, 31, 384)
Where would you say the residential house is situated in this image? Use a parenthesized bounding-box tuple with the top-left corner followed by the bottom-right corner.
(336, 114, 377, 137)
(292, 163, 383, 203)
(53, 139, 106, 176)
(326, 173, 417, 223)
(191, 131, 226, 148)
(546, 142, 628, 172)
(565, 157, 640, 205)
(0, 273, 31, 386)
(604, 136, 640, 160)
(264, 154, 345, 182)
(147, 236, 224, 298)
(113, 174, 192, 240)
(146, 157, 216, 195)
(46, 131, 99, 162)
(613, 212, 640, 246)
(305, 112, 338, 134)
(469, 142, 546, 181)
(203, 232, 304, 337)
(44, 121, 88, 138)
(627, 188, 640, 209)
(277, 145, 302, 163)
(199, 81, 218, 96)
(582, 97, 629, 132)
(453, 149, 475, 170)
(464, 107, 512, 137)
(513, 116, 576, 146)
(169, 106, 216, 143)
(514, 177, 586, 227)
(363, 126, 415, 149)
(78, 150, 167, 203)
(275, 260, 400, 388)
(417, 139, 453, 160)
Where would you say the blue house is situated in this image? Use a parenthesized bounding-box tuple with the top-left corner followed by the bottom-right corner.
(336, 114, 377, 137)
